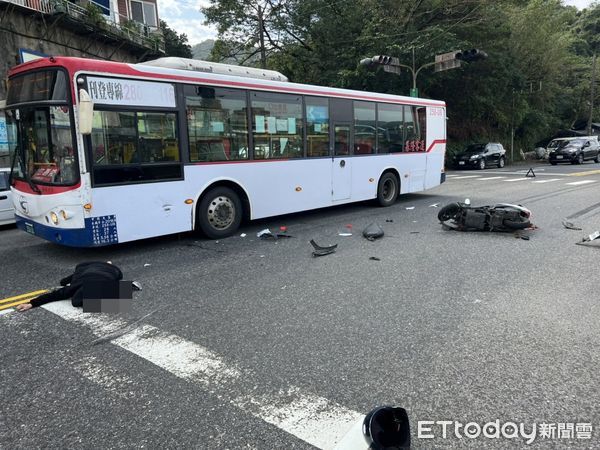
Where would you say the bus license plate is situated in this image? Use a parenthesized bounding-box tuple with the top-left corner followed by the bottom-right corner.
(556, 155, 563, 159)
(459, 161, 465, 165)
(25, 223, 35, 235)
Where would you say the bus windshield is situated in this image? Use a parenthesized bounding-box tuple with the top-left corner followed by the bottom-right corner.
(7, 106, 78, 186)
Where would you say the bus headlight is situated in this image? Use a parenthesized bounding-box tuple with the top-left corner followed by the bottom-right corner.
(60, 209, 73, 220)
(50, 211, 59, 225)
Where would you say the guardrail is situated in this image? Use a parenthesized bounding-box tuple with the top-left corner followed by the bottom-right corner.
(0, 0, 165, 54)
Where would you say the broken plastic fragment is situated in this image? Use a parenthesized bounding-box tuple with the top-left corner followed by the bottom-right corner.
(429, 203, 439, 208)
(562, 219, 582, 231)
(405, 206, 415, 210)
(369, 256, 381, 261)
(143, 263, 151, 267)
(385, 219, 394, 223)
(310, 239, 338, 257)
(257, 228, 272, 238)
(240, 233, 247, 237)
(363, 223, 384, 241)
(583, 231, 600, 242)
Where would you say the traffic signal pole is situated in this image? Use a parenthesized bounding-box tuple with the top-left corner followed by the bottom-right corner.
(360, 49, 487, 97)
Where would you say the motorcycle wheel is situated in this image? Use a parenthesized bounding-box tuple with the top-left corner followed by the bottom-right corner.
(438, 203, 462, 222)
(502, 219, 530, 230)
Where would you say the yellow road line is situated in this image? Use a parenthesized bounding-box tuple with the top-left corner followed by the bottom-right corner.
(0, 298, 35, 311)
(0, 290, 48, 304)
(568, 169, 600, 177)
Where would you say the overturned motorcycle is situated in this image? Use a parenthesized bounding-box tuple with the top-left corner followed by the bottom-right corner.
(438, 200, 532, 231)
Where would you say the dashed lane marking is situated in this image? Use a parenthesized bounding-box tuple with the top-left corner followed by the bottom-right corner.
(450, 175, 482, 179)
(532, 178, 561, 183)
(476, 176, 507, 181)
(38, 301, 362, 450)
(503, 178, 531, 182)
(565, 180, 597, 186)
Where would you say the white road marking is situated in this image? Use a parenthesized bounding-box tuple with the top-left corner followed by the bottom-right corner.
(565, 180, 597, 186)
(532, 178, 561, 183)
(503, 178, 531, 182)
(73, 356, 137, 400)
(476, 176, 507, 181)
(42, 301, 361, 449)
(451, 175, 482, 179)
(445, 174, 459, 178)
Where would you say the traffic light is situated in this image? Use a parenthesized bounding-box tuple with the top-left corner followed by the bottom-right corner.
(456, 49, 488, 62)
(360, 55, 401, 74)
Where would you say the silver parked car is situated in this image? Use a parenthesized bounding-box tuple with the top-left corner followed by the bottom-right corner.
(0, 168, 15, 225)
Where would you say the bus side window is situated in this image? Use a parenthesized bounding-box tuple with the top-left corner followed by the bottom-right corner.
(306, 97, 329, 157)
(185, 86, 249, 162)
(377, 103, 404, 153)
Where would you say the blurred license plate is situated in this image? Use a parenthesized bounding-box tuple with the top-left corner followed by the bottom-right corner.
(458, 161, 465, 165)
(556, 155, 563, 159)
(25, 223, 34, 235)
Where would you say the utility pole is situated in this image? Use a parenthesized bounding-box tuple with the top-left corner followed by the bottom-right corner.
(588, 52, 597, 136)
(257, 5, 266, 69)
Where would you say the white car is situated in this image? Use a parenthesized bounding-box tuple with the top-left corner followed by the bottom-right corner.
(0, 168, 15, 225)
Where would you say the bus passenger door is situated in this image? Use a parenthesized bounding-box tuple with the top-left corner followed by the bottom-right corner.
(332, 123, 352, 201)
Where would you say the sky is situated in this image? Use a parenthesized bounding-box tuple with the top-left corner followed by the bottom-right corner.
(157, 0, 596, 47)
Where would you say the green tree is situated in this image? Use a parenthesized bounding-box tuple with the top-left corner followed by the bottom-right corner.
(160, 20, 193, 58)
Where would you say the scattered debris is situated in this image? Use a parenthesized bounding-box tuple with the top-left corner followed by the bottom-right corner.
(257, 228, 272, 239)
(338, 224, 353, 236)
(143, 263, 151, 267)
(240, 233, 247, 237)
(562, 219, 582, 231)
(576, 231, 600, 247)
(405, 206, 415, 210)
(257, 228, 294, 240)
(310, 239, 338, 257)
(369, 256, 381, 261)
(410, 231, 420, 234)
(385, 219, 394, 223)
(429, 203, 440, 208)
(363, 223, 385, 241)
(521, 235, 530, 240)
(279, 226, 288, 233)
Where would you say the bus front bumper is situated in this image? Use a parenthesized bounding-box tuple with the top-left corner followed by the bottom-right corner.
(15, 215, 116, 247)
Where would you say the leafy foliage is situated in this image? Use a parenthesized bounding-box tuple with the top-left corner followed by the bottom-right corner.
(160, 20, 193, 59)
(203, 0, 600, 155)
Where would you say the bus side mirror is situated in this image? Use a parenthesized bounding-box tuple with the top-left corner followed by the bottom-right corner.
(78, 89, 94, 135)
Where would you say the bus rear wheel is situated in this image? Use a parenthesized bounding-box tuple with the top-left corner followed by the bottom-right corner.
(197, 186, 242, 239)
(377, 172, 399, 207)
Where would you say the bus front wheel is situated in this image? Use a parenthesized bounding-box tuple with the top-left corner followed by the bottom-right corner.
(197, 186, 242, 239)
(377, 172, 399, 207)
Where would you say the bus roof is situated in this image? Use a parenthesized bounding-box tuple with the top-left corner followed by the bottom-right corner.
(8, 56, 446, 108)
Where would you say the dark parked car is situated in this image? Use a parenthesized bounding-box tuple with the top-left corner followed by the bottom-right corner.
(548, 138, 600, 165)
(453, 143, 506, 169)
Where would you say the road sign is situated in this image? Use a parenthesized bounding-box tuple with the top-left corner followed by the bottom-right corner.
(410, 88, 419, 97)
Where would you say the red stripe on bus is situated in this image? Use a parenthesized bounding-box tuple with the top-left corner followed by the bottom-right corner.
(12, 179, 81, 195)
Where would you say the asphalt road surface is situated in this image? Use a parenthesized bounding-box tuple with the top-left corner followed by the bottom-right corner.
(1, 162, 600, 449)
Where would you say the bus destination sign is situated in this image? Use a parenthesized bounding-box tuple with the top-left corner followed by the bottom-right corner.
(86, 77, 176, 108)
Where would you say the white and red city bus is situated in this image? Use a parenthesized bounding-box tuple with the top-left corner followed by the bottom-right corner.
(5, 56, 446, 246)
